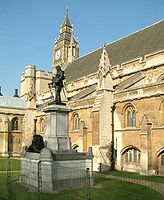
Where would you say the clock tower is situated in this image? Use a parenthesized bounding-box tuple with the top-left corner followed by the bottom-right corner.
(53, 7, 79, 73)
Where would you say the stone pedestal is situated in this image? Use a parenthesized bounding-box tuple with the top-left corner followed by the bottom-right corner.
(21, 147, 93, 192)
(43, 103, 71, 151)
(21, 103, 93, 192)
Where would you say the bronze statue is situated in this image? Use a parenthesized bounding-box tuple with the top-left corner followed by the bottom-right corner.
(48, 66, 65, 104)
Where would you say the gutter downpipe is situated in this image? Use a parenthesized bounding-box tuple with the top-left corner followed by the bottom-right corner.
(111, 103, 116, 170)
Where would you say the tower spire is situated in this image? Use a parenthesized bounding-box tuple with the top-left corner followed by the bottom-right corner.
(52, 2, 79, 71)
(66, 0, 68, 12)
(61, 1, 72, 28)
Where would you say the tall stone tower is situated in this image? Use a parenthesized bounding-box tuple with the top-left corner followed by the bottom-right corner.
(52, 7, 79, 72)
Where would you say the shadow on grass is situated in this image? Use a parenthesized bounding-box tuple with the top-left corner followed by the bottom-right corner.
(93, 175, 164, 200)
(0, 172, 163, 200)
(0, 197, 7, 200)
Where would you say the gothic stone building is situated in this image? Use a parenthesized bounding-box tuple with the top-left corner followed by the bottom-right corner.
(2, 9, 164, 175)
(0, 91, 26, 157)
(63, 19, 164, 175)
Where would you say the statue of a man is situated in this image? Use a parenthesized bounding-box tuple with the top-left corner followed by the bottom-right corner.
(49, 65, 65, 104)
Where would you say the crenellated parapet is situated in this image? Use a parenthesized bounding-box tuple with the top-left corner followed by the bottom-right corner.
(20, 64, 52, 101)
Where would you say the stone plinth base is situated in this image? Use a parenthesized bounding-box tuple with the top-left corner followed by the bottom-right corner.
(44, 103, 71, 151)
(21, 147, 93, 192)
(140, 169, 157, 176)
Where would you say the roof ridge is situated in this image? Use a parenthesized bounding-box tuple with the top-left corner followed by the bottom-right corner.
(76, 46, 102, 60)
(65, 46, 102, 72)
(65, 19, 164, 83)
(106, 19, 164, 47)
(70, 20, 164, 64)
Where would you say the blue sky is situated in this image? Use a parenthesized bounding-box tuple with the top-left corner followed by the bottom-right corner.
(0, 0, 164, 96)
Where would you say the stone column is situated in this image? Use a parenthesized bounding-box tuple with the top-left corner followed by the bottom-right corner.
(140, 115, 154, 175)
(24, 108, 36, 146)
(2, 116, 9, 157)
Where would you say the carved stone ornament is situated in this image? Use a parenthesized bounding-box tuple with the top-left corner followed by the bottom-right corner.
(27, 78, 36, 101)
(97, 45, 111, 78)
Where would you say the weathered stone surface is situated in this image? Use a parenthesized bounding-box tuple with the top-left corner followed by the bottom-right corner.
(44, 103, 71, 151)
(21, 147, 93, 192)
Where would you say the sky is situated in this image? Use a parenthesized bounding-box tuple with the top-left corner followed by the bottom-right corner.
(0, 0, 164, 96)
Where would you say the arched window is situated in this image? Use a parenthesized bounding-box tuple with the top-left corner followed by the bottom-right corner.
(126, 106, 136, 127)
(73, 113, 80, 130)
(11, 117, 18, 131)
(39, 118, 44, 133)
(159, 99, 164, 125)
(123, 148, 140, 164)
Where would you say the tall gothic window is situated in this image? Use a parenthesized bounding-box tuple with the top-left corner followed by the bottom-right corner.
(126, 106, 136, 127)
(11, 117, 18, 131)
(73, 113, 80, 130)
(123, 148, 140, 164)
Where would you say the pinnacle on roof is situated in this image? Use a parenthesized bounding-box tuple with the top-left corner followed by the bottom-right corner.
(0, 86, 3, 96)
(61, 6, 72, 28)
(13, 89, 19, 97)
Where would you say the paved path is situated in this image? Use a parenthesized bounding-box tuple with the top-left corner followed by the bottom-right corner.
(105, 175, 164, 197)
(0, 171, 20, 173)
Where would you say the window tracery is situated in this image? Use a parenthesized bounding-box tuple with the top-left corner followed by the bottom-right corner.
(123, 149, 140, 163)
(39, 117, 44, 133)
(126, 106, 136, 127)
(11, 117, 19, 131)
(73, 113, 80, 130)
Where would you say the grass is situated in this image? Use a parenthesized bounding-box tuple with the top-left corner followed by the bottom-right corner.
(0, 158, 21, 171)
(101, 170, 164, 183)
(92, 176, 164, 200)
(0, 172, 163, 200)
(0, 159, 163, 200)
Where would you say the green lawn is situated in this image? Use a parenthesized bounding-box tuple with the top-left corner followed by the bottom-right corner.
(0, 172, 163, 200)
(101, 170, 164, 183)
(92, 176, 164, 200)
(0, 158, 21, 171)
(0, 159, 163, 200)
